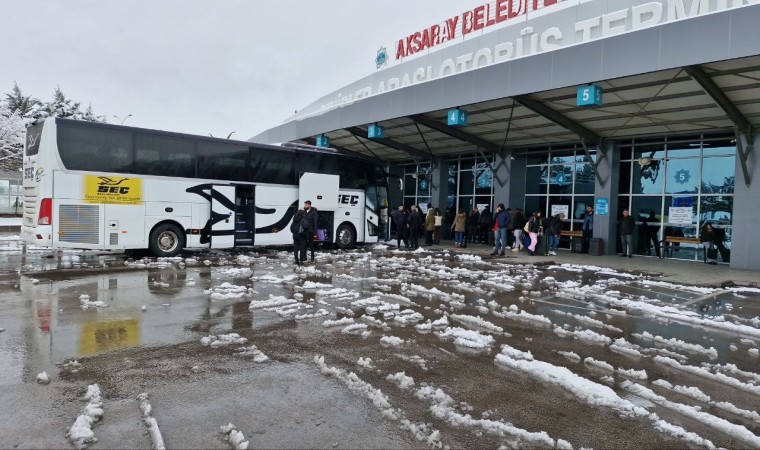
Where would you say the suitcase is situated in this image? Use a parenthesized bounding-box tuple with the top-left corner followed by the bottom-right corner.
(536, 235, 550, 256)
(588, 238, 605, 256)
(571, 237, 584, 253)
(316, 228, 328, 241)
(707, 247, 718, 261)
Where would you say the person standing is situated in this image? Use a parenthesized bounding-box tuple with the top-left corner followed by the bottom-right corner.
(434, 209, 442, 244)
(468, 207, 480, 244)
(443, 207, 455, 240)
(479, 205, 493, 245)
(618, 209, 635, 258)
(490, 204, 510, 256)
(452, 210, 467, 248)
(700, 222, 718, 265)
(425, 206, 436, 246)
(408, 206, 422, 250)
(302, 200, 319, 262)
(526, 210, 543, 256)
(511, 208, 526, 251)
(290, 210, 306, 265)
(642, 211, 661, 258)
(582, 206, 594, 253)
(545, 213, 563, 256)
(390, 204, 408, 249)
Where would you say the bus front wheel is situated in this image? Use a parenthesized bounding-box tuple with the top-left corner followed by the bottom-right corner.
(335, 223, 356, 249)
(149, 223, 185, 257)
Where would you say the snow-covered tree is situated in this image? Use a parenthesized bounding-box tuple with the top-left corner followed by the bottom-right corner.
(37, 86, 84, 120)
(82, 103, 106, 123)
(4, 82, 41, 119)
(0, 101, 25, 170)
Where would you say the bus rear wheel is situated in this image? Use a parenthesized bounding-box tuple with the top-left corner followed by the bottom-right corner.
(335, 223, 356, 249)
(149, 223, 185, 257)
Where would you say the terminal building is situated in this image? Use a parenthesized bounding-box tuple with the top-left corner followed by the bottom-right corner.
(252, 0, 760, 271)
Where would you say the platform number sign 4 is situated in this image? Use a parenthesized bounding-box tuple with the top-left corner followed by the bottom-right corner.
(447, 109, 468, 126)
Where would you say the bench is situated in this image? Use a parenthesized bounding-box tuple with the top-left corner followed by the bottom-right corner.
(662, 236, 702, 259)
(560, 230, 582, 238)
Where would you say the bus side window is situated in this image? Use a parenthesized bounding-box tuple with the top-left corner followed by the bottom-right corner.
(58, 124, 132, 173)
(198, 142, 248, 181)
(251, 149, 295, 184)
(135, 133, 196, 178)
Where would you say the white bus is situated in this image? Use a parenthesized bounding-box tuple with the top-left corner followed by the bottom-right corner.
(21, 118, 390, 257)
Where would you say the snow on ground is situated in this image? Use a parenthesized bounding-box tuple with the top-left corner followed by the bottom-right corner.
(138, 393, 166, 450)
(386, 372, 415, 390)
(248, 295, 296, 310)
(201, 333, 248, 348)
(237, 345, 269, 362)
(220, 423, 250, 450)
(380, 335, 406, 347)
(449, 314, 503, 333)
(553, 327, 612, 345)
(633, 331, 718, 359)
(36, 371, 50, 384)
(654, 356, 760, 395)
(67, 384, 104, 449)
(205, 283, 253, 301)
(437, 327, 495, 350)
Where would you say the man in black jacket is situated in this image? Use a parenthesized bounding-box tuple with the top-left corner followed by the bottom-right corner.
(390, 205, 408, 249)
(302, 200, 318, 262)
(618, 209, 635, 258)
(408, 206, 422, 250)
(478, 205, 493, 245)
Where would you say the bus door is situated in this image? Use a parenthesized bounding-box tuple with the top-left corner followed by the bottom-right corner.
(210, 185, 235, 249)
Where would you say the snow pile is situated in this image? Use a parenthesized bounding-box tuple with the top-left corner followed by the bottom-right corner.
(557, 351, 581, 362)
(216, 267, 253, 278)
(583, 357, 614, 372)
(553, 327, 611, 345)
(67, 384, 104, 449)
(617, 367, 648, 380)
(138, 393, 165, 450)
(415, 384, 560, 448)
(386, 372, 416, 390)
(341, 323, 370, 337)
(220, 423, 249, 450)
(36, 371, 50, 385)
(201, 333, 248, 348)
(302, 281, 333, 289)
(316, 288, 361, 300)
(357, 357, 374, 369)
(653, 420, 716, 449)
(498, 344, 534, 361)
(248, 295, 296, 310)
(380, 336, 405, 347)
(609, 338, 644, 358)
(237, 345, 269, 362)
(494, 308, 553, 326)
(79, 294, 107, 310)
(621, 381, 760, 448)
(438, 327, 495, 350)
(393, 309, 425, 324)
(494, 353, 649, 419)
(313, 356, 443, 447)
(654, 356, 760, 395)
(205, 283, 252, 301)
(322, 317, 355, 328)
(362, 315, 390, 330)
(396, 354, 429, 371)
(633, 331, 718, 358)
(415, 316, 449, 332)
(449, 314, 503, 333)
(552, 310, 623, 333)
(294, 309, 329, 320)
(252, 273, 298, 284)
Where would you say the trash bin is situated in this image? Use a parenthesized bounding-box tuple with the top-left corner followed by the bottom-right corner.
(571, 237, 584, 253)
(589, 238, 605, 256)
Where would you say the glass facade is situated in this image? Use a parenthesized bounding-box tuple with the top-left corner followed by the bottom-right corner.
(618, 136, 735, 262)
(447, 156, 494, 214)
(0, 177, 22, 214)
(401, 162, 432, 209)
(523, 146, 597, 247)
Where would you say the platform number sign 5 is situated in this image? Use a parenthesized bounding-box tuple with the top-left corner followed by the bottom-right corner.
(577, 85, 604, 108)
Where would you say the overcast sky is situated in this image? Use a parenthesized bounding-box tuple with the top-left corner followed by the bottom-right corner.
(1, 0, 471, 141)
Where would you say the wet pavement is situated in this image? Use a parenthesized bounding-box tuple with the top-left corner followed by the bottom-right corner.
(1, 235, 759, 449)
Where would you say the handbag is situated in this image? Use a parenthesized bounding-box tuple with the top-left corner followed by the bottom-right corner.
(523, 219, 531, 233)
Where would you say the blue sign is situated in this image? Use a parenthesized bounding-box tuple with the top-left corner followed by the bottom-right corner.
(447, 109, 469, 127)
(577, 84, 604, 108)
(595, 198, 609, 216)
(555, 173, 567, 185)
(316, 134, 330, 148)
(368, 124, 385, 139)
(674, 169, 691, 185)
